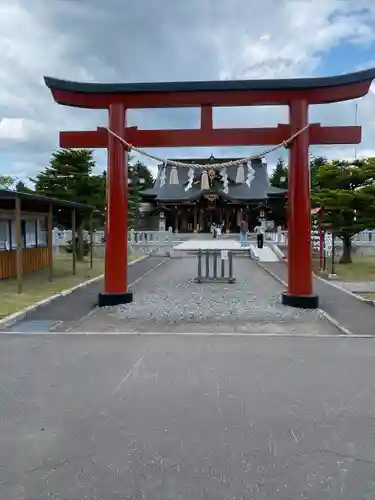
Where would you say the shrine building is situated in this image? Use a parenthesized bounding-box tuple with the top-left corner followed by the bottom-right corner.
(141, 156, 287, 233)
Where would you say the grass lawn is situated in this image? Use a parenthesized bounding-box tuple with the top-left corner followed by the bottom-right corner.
(360, 292, 375, 300)
(313, 254, 375, 281)
(0, 253, 141, 319)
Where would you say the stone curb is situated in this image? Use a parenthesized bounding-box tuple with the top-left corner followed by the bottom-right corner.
(314, 273, 375, 307)
(285, 258, 375, 308)
(267, 242, 285, 261)
(275, 251, 375, 307)
(0, 255, 149, 329)
(19, 331, 373, 338)
(255, 260, 353, 336)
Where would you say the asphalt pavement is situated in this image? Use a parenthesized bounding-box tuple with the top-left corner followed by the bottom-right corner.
(0, 334, 374, 499)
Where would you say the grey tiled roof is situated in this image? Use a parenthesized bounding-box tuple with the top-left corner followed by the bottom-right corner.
(141, 158, 286, 202)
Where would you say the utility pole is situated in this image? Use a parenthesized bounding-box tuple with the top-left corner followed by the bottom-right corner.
(354, 102, 359, 161)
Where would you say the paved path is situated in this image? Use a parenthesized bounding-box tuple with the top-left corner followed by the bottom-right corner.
(73, 257, 337, 335)
(259, 261, 375, 336)
(334, 281, 375, 293)
(1, 334, 375, 499)
(1, 257, 167, 333)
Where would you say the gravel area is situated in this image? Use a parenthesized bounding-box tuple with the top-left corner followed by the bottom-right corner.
(72, 258, 338, 334)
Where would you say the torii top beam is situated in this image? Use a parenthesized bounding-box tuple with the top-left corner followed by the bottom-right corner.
(44, 68, 375, 109)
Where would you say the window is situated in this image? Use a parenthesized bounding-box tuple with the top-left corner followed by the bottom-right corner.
(1, 217, 48, 249)
(25, 220, 37, 248)
(10, 220, 17, 249)
(0, 220, 10, 250)
(37, 218, 47, 247)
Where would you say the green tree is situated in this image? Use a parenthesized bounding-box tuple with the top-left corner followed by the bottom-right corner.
(15, 180, 34, 193)
(312, 158, 375, 263)
(128, 158, 154, 228)
(269, 158, 288, 227)
(310, 155, 327, 191)
(0, 175, 14, 189)
(33, 148, 105, 227)
(269, 157, 288, 189)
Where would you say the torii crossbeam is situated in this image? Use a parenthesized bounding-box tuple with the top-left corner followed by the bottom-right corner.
(44, 68, 375, 308)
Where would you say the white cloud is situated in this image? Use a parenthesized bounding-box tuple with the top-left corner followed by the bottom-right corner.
(0, 118, 44, 141)
(0, 0, 375, 181)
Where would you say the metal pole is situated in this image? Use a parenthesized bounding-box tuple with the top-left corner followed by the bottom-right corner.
(15, 197, 23, 294)
(319, 210, 323, 270)
(331, 231, 335, 275)
(48, 203, 53, 281)
(354, 102, 358, 161)
(72, 208, 76, 275)
(89, 210, 93, 269)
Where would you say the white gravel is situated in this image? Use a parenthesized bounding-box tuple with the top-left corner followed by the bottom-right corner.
(72, 257, 338, 334)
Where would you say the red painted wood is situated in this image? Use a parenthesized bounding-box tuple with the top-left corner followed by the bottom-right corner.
(60, 124, 361, 149)
(48, 72, 375, 306)
(50, 80, 371, 109)
(201, 105, 213, 131)
(287, 100, 313, 297)
(104, 104, 129, 295)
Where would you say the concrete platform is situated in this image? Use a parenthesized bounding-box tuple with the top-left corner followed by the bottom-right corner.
(173, 239, 249, 251)
(173, 239, 280, 261)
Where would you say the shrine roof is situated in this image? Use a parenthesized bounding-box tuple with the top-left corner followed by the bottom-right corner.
(44, 68, 375, 94)
(141, 159, 286, 203)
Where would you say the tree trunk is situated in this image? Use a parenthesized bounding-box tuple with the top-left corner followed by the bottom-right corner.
(339, 234, 352, 264)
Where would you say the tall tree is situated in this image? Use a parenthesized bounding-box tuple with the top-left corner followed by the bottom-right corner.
(310, 155, 327, 190)
(131, 159, 154, 189)
(15, 180, 34, 193)
(33, 148, 105, 227)
(269, 157, 288, 189)
(0, 175, 14, 189)
(128, 158, 154, 228)
(312, 158, 375, 263)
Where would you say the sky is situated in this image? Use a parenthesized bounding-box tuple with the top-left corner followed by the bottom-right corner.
(1, 0, 375, 184)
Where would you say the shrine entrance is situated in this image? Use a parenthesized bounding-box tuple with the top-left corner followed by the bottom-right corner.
(44, 68, 375, 309)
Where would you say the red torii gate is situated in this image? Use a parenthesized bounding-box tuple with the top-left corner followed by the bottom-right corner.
(44, 68, 375, 308)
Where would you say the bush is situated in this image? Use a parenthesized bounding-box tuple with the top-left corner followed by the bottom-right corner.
(63, 237, 90, 257)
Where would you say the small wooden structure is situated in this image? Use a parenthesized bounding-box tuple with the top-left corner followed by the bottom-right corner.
(0, 189, 93, 293)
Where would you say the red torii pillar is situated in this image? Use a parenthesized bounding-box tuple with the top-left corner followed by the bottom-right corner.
(103, 103, 132, 305)
(283, 100, 314, 306)
(44, 68, 375, 308)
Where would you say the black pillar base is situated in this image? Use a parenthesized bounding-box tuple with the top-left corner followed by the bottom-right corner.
(282, 292, 319, 309)
(98, 291, 133, 307)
